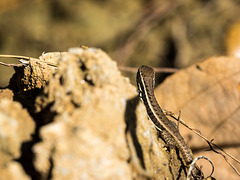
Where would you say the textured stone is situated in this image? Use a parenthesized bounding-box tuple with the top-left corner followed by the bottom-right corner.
(0, 47, 190, 180)
(0, 99, 35, 180)
(33, 48, 136, 180)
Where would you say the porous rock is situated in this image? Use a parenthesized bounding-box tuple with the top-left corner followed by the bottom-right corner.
(0, 47, 190, 180)
(9, 54, 57, 93)
(31, 47, 188, 180)
(33, 48, 136, 180)
(0, 99, 35, 180)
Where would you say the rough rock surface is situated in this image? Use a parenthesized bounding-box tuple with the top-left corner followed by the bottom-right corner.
(0, 47, 193, 180)
(0, 99, 35, 180)
(33, 48, 187, 179)
(33, 48, 136, 180)
(9, 55, 57, 93)
(0, 89, 13, 100)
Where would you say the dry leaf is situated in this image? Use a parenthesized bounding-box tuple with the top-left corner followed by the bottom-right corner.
(155, 56, 240, 179)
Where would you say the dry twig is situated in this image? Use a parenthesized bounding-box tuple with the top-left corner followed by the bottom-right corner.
(164, 110, 240, 177)
(0, 54, 57, 67)
(118, 66, 178, 73)
(0, 61, 26, 67)
(187, 156, 214, 180)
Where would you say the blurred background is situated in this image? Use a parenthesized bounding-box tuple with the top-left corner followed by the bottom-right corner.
(0, 0, 240, 87)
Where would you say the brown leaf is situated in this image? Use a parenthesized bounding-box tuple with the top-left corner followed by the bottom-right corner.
(155, 56, 240, 178)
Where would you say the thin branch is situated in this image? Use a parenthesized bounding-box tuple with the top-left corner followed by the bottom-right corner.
(0, 54, 38, 60)
(0, 61, 26, 67)
(187, 156, 214, 180)
(0, 54, 58, 67)
(206, 140, 240, 176)
(118, 66, 179, 73)
(163, 110, 240, 176)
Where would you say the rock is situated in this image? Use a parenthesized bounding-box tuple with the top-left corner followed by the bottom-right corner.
(33, 48, 136, 180)
(0, 47, 192, 180)
(0, 162, 31, 180)
(0, 89, 14, 100)
(0, 99, 35, 180)
(9, 54, 57, 93)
